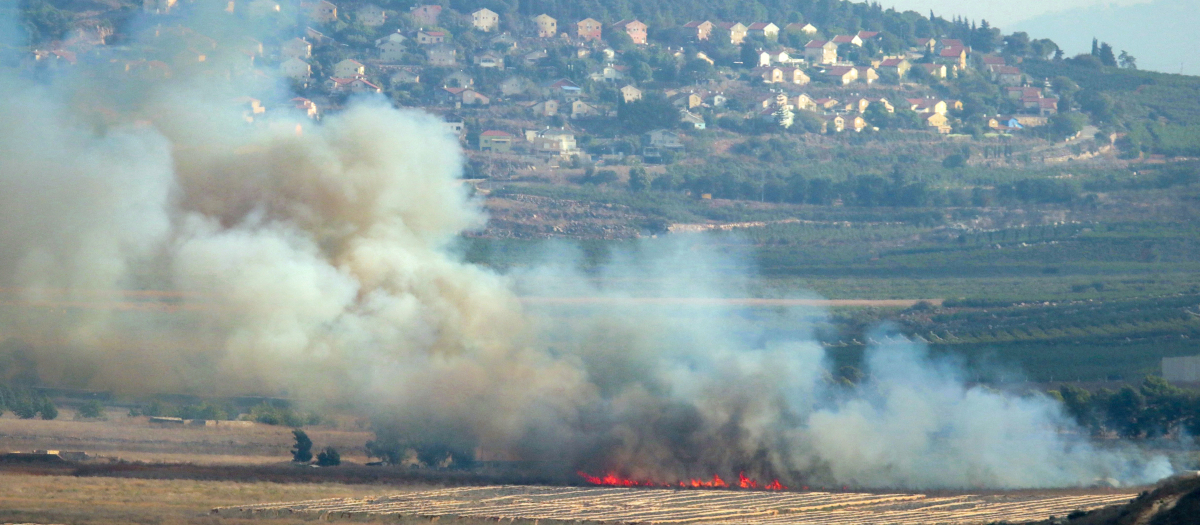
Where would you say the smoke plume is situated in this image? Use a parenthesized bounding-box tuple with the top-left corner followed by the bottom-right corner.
(0, 7, 1178, 490)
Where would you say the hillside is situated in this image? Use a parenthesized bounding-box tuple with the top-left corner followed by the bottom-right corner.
(1014, 0, 1199, 76)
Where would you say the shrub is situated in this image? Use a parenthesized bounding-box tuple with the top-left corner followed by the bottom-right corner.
(291, 429, 313, 463)
(38, 398, 57, 420)
(317, 446, 341, 467)
(77, 400, 104, 419)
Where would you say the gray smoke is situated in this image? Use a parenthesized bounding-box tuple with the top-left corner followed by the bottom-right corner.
(0, 8, 1177, 490)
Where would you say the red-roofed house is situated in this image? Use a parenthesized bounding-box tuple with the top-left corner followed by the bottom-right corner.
(410, 4, 441, 26)
(1038, 98, 1059, 115)
(907, 98, 947, 115)
(479, 130, 515, 153)
(822, 66, 858, 84)
(1006, 86, 1042, 100)
(917, 62, 946, 78)
(417, 30, 445, 45)
(854, 66, 878, 84)
(611, 19, 648, 45)
(831, 34, 862, 47)
(813, 97, 840, 109)
(992, 65, 1023, 86)
(939, 38, 963, 49)
(716, 22, 748, 44)
(533, 14, 557, 38)
(804, 39, 837, 65)
(754, 66, 809, 85)
(878, 57, 910, 78)
(292, 97, 318, 119)
(939, 47, 967, 69)
(472, 8, 499, 32)
(328, 76, 381, 94)
(440, 87, 490, 106)
(309, 0, 337, 23)
(922, 112, 951, 133)
(683, 20, 713, 41)
(980, 55, 1006, 67)
(746, 22, 779, 40)
(785, 22, 818, 35)
(915, 37, 936, 52)
(857, 31, 879, 40)
(577, 18, 602, 41)
(333, 58, 364, 78)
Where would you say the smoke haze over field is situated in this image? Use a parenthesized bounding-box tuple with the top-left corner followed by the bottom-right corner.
(0, 6, 1180, 490)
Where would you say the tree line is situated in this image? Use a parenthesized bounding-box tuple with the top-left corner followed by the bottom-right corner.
(1052, 376, 1200, 439)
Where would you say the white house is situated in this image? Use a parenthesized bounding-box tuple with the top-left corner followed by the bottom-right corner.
(376, 32, 407, 61)
(472, 8, 499, 32)
(356, 4, 385, 26)
(280, 37, 311, 59)
(280, 57, 311, 79)
(333, 58, 365, 78)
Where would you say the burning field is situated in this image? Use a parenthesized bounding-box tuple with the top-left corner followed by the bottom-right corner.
(0, 2, 1188, 496)
(212, 485, 1138, 524)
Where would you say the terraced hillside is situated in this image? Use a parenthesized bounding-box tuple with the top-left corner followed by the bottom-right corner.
(213, 485, 1136, 524)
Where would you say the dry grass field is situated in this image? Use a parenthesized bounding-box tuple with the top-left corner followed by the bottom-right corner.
(0, 417, 1158, 525)
(214, 485, 1140, 525)
(0, 473, 410, 524)
(0, 413, 375, 464)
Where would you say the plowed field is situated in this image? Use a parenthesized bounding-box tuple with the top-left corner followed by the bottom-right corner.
(214, 485, 1137, 524)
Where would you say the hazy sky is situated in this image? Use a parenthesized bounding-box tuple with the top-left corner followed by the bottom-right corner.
(878, 0, 1152, 26)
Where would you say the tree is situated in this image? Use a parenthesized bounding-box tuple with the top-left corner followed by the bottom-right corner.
(863, 101, 891, 129)
(628, 167, 648, 192)
(629, 61, 653, 82)
(292, 429, 314, 463)
(12, 399, 36, 419)
(618, 94, 679, 134)
(971, 19, 1001, 52)
(317, 446, 341, 466)
(38, 398, 57, 420)
(1029, 39, 1059, 60)
(1097, 42, 1116, 67)
(1118, 50, 1137, 70)
(77, 400, 104, 419)
(1003, 32, 1030, 57)
(1048, 112, 1087, 140)
(19, 0, 71, 44)
(739, 43, 760, 68)
(680, 58, 715, 84)
(606, 28, 634, 52)
(773, 104, 794, 129)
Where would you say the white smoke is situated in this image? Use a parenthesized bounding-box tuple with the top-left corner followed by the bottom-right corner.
(0, 8, 1179, 490)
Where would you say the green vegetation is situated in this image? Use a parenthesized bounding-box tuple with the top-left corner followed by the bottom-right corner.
(1023, 59, 1200, 156)
(0, 384, 57, 420)
(249, 401, 323, 427)
(76, 399, 104, 419)
(316, 446, 341, 467)
(291, 429, 314, 463)
(1050, 376, 1200, 438)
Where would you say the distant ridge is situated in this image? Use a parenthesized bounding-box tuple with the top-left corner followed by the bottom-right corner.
(1013, 0, 1197, 76)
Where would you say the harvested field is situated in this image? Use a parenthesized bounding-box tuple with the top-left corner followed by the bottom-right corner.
(0, 473, 404, 525)
(214, 485, 1137, 524)
(0, 415, 374, 465)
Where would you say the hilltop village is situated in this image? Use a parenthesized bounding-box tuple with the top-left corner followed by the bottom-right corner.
(27, 0, 1076, 172)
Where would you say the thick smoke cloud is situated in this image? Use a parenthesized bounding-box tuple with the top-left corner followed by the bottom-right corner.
(0, 7, 1178, 490)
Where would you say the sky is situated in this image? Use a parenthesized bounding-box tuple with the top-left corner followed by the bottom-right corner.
(877, 0, 1154, 27)
(876, 0, 1195, 76)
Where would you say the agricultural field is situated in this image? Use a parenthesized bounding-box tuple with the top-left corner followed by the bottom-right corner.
(0, 473, 403, 525)
(213, 485, 1139, 525)
(0, 413, 375, 464)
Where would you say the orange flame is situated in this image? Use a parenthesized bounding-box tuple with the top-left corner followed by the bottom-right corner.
(680, 474, 727, 488)
(578, 472, 789, 491)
